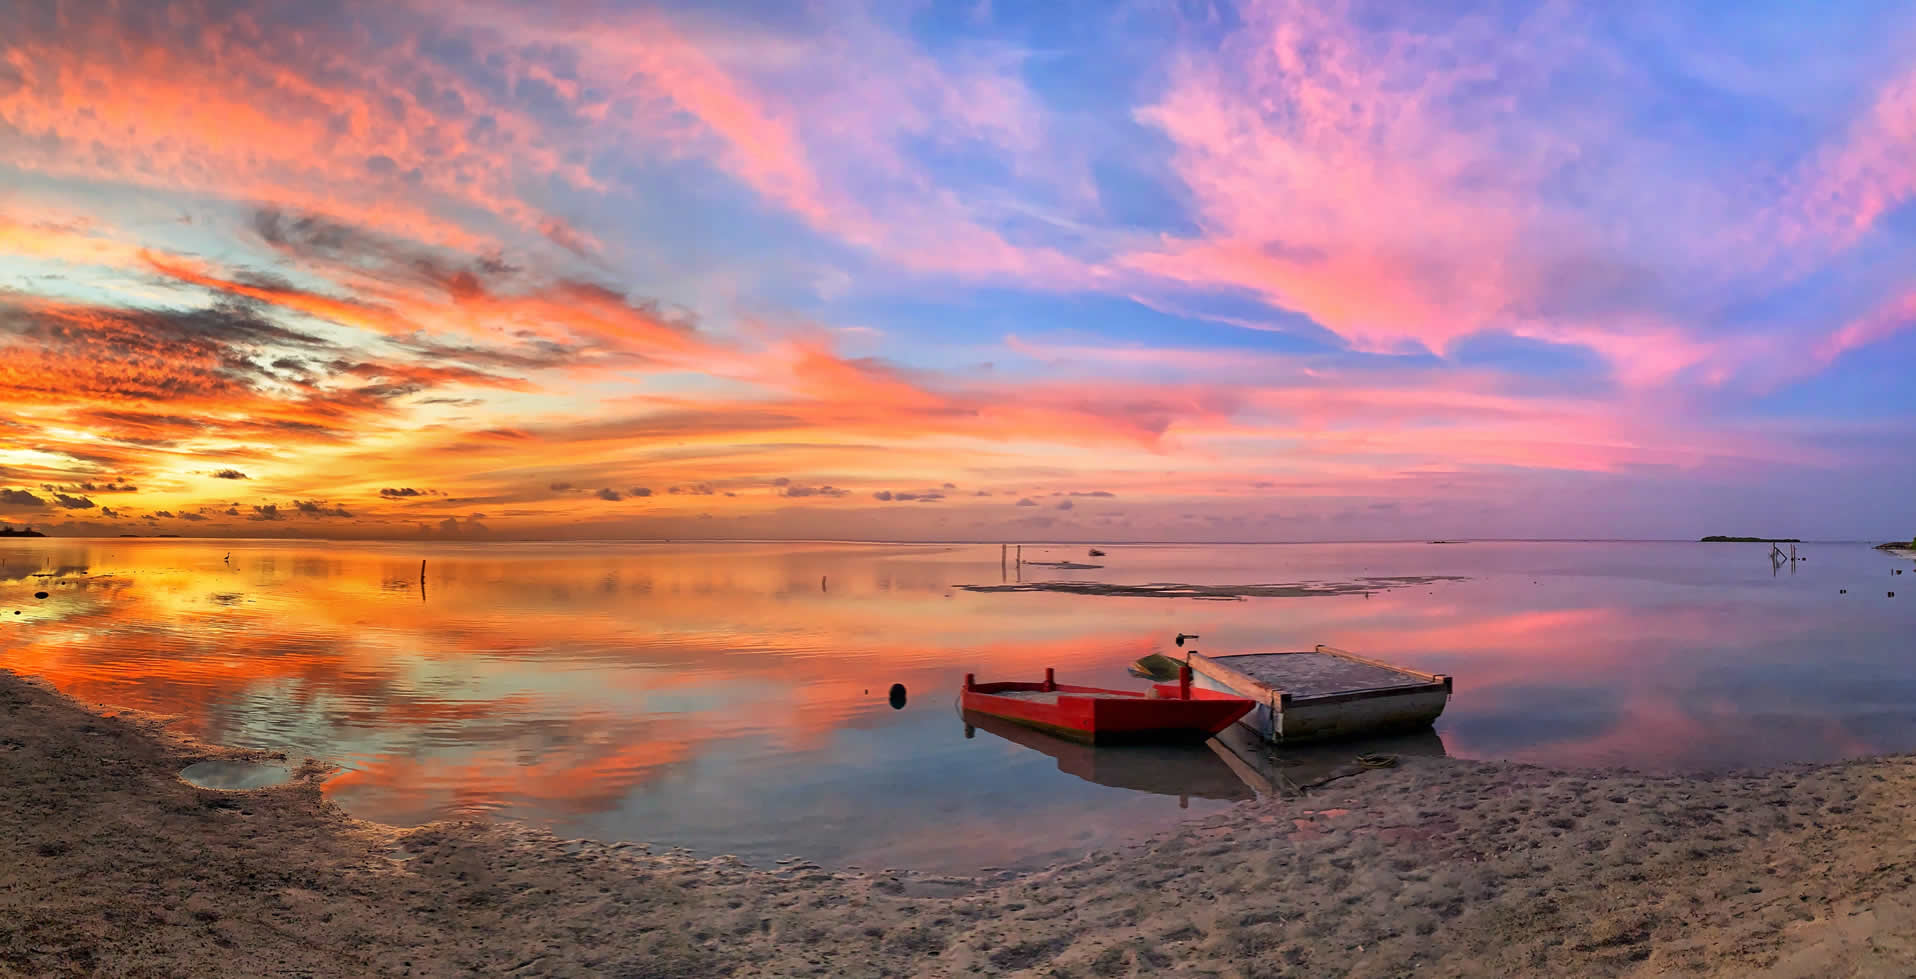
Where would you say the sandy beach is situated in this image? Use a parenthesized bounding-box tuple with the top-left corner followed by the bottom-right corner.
(6, 666, 1916, 978)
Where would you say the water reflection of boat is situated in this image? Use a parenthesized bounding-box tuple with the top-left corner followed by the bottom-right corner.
(962, 710, 1254, 803)
(1206, 723, 1447, 796)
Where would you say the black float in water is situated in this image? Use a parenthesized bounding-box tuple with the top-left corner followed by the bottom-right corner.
(33, 591, 48, 599)
(887, 683, 907, 709)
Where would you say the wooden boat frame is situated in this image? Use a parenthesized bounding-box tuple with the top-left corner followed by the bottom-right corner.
(1187, 644, 1451, 743)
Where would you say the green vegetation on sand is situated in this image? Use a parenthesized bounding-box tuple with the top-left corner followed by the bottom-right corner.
(1700, 536, 1801, 543)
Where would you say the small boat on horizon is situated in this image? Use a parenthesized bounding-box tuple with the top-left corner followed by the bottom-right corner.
(960, 668, 1253, 744)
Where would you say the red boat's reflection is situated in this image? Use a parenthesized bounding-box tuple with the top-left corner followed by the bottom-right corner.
(962, 709, 1255, 803)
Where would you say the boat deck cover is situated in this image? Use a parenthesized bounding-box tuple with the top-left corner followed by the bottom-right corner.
(1209, 652, 1428, 699)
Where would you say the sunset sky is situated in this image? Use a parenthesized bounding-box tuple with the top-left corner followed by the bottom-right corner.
(3, 0, 1913, 541)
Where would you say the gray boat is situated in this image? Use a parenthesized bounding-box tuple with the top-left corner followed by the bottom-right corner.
(1184, 642, 1451, 743)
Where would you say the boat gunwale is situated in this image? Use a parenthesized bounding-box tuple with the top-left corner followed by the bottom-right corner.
(965, 681, 1153, 701)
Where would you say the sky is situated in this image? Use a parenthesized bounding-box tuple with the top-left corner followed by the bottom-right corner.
(1, 0, 1913, 542)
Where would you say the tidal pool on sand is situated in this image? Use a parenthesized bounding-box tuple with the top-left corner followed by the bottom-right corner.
(180, 760, 294, 790)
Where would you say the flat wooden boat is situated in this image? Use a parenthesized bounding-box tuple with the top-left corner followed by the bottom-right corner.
(960, 668, 1253, 744)
(1187, 644, 1451, 743)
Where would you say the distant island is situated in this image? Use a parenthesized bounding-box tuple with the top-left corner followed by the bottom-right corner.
(1700, 536, 1801, 543)
(0, 525, 45, 538)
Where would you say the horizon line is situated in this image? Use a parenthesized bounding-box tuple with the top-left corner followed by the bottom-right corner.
(1, 534, 1896, 547)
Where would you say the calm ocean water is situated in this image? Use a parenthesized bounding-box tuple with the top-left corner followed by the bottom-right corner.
(4, 538, 1913, 871)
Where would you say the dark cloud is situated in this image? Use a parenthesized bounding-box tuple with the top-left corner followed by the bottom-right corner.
(877, 490, 945, 502)
(0, 488, 45, 508)
(99, 506, 120, 518)
(250, 504, 282, 521)
(53, 493, 96, 509)
(628, 487, 652, 497)
(225, 506, 241, 516)
(213, 469, 250, 479)
(380, 487, 428, 498)
(294, 499, 352, 517)
(1251, 481, 1275, 489)
(253, 208, 522, 306)
(0, 299, 332, 413)
(539, 217, 597, 260)
(669, 483, 715, 495)
(153, 510, 175, 518)
(595, 487, 622, 501)
(548, 481, 574, 492)
(772, 477, 792, 486)
(178, 511, 207, 521)
(43, 481, 138, 494)
(1057, 500, 1075, 510)
(1016, 497, 1038, 507)
(943, 482, 956, 489)
(1069, 490, 1116, 498)
(433, 515, 490, 536)
(974, 490, 992, 496)
(781, 485, 848, 498)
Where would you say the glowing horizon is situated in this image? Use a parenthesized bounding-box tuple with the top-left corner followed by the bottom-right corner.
(3, 0, 1914, 542)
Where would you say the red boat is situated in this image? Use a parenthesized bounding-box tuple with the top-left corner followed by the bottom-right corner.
(960, 667, 1254, 744)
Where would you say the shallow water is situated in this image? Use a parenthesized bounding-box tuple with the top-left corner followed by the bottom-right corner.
(3, 538, 1912, 871)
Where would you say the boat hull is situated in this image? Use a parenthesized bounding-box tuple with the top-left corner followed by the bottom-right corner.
(959, 676, 1253, 745)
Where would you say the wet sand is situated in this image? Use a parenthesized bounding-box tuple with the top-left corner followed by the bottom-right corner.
(6, 666, 1916, 977)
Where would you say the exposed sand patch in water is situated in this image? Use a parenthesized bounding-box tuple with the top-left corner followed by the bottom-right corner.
(955, 575, 1466, 600)
(5, 666, 1916, 977)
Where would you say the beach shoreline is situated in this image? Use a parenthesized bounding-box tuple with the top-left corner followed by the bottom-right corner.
(6, 666, 1916, 977)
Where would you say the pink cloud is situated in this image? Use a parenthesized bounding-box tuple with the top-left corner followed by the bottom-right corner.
(1789, 66, 1916, 251)
(1818, 290, 1916, 363)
